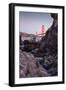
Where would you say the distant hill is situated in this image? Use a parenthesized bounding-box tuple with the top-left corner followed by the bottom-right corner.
(20, 32, 36, 37)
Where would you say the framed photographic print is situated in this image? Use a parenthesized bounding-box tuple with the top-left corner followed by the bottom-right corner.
(9, 3, 64, 87)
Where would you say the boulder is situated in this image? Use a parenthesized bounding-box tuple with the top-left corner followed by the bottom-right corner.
(19, 50, 49, 78)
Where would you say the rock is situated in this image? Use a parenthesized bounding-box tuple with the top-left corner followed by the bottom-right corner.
(19, 50, 49, 78)
(37, 13, 58, 76)
(40, 14, 58, 55)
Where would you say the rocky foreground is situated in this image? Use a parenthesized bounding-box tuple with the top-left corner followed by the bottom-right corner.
(19, 13, 58, 78)
(19, 50, 49, 77)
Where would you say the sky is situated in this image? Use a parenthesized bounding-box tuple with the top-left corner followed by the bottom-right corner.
(19, 12, 53, 34)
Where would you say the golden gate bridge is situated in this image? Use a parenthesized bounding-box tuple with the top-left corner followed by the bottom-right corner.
(36, 25, 46, 36)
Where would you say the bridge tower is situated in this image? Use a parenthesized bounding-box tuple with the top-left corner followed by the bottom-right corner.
(41, 25, 45, 33)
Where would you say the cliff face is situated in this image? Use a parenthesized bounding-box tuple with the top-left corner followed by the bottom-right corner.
(40, 14, 58, 55)
(39, 14, 58, 76)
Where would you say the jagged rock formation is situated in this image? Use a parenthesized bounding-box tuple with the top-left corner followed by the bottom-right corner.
(40, 14, 58, 55)
(19, 50, 49, 78)
(38, 13, 58, 76)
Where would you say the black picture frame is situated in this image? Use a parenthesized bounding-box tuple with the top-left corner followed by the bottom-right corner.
(9, 3, 65, 87)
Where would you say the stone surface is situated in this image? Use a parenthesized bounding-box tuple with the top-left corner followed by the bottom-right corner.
(19, 50, 49, 78)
